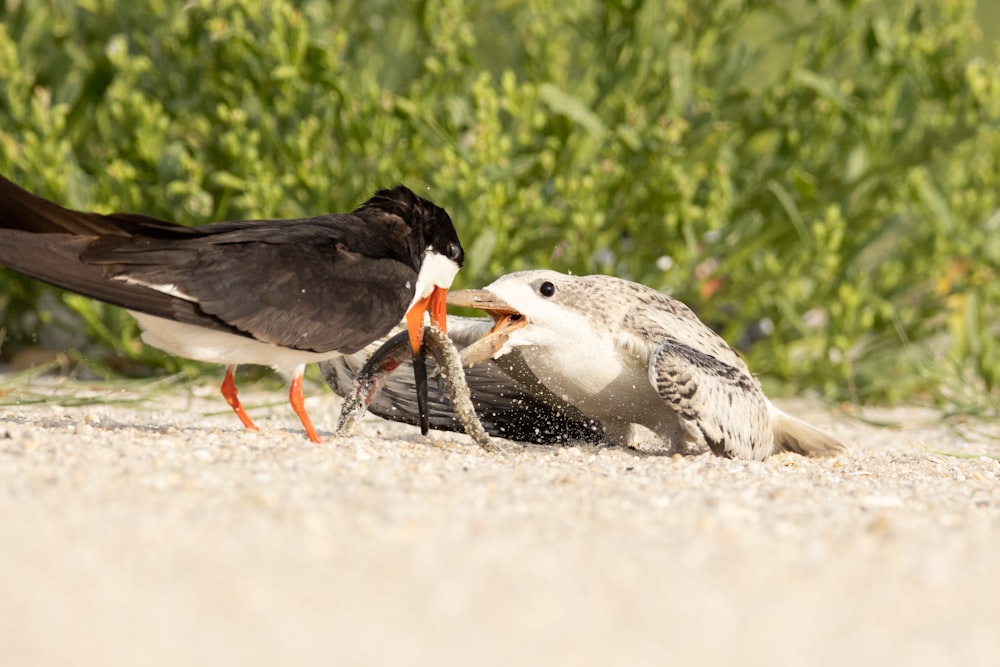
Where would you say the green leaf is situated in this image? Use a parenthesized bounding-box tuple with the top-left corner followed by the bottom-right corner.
(538, 83, 606, 137)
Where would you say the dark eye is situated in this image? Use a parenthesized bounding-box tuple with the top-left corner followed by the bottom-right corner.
(446, 242, 461, 260)
(539, 281, 555, 297)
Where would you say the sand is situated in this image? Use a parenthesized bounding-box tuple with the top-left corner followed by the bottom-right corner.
(0, 373, 998, 667)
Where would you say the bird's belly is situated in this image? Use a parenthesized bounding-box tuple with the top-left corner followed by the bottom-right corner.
(518, 347, 666, 423)
(130, 312, 337, 370)
(570, 370, 667, 423)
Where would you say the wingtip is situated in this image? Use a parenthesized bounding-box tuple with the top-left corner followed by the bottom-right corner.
(769, 402, 848, 457)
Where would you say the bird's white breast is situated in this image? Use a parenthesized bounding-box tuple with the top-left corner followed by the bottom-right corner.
(501, 317, 659, 419)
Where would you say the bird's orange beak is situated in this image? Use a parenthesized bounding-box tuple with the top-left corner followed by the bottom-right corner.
(405, 286, 449, 437)
(446, 289, 528, 366)
(405, 286, 449, 354)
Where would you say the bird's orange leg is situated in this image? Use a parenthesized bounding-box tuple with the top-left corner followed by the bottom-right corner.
(289, 366, 320, 443)
(220, 365, 259, 431)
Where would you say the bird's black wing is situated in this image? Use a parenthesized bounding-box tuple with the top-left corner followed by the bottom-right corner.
(321, 316, 606, 445)
(0, 176, 419, 354)
(0, 230, 215, 324)
(0, 174, 201, 236)
(80, 220, 418, 354)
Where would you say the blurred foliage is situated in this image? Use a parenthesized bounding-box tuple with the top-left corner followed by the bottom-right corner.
(0, 0, 998, 406)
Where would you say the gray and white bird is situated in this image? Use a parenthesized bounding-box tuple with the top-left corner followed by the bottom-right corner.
(323, 270, 846, 460)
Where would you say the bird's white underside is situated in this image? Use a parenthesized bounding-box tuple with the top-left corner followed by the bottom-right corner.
(129, 311, 339, 370)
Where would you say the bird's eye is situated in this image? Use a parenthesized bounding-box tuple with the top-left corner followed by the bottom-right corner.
(446, 242, 461, 260)
(539, 281, 555, 297)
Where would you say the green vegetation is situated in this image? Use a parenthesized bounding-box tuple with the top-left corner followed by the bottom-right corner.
(1, 0, 998, 408)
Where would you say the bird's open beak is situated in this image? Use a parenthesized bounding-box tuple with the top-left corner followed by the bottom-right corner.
(405, 285, 450, 436)
(447, 289, 529, 366)
(447, 289, 516, 314)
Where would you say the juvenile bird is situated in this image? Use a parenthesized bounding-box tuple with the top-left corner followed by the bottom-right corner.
(324, 270, 845, 460)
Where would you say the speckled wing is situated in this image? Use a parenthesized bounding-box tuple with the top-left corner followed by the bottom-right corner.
(648, 337, 773, 460)
(321, 316, 606, 445)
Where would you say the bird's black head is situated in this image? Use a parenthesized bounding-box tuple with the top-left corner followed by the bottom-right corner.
(355, 185, 464, 269)
(355, 185, 463, 437)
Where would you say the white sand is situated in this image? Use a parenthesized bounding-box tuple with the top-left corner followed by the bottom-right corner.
(0, 374, 998, 666)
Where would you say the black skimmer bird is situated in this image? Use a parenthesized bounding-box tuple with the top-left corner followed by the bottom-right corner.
(0, 174, 464, 442)
(322, 271, 846, 460)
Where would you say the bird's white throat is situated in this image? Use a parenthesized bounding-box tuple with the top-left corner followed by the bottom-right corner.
(481, 283, 644, 406)
(408, 248, 459, 311)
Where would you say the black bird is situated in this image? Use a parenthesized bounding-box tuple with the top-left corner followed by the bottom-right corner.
(0, 175, 464, 441)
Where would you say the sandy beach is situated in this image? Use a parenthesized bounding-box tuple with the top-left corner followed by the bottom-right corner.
(1, 373, 998, 666)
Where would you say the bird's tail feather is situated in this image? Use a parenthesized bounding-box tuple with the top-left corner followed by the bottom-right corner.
(0, 173, 185, 236)
(0, 174, 115, 234)
(768, 401, 846, 457)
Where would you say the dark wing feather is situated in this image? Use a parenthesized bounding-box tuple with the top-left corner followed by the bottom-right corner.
(0, 175, 421, 354)
(321, 316, 606, 445)
(0, 230, 219, 328)
(82, 221, 418, 354)
(0, 174, 198, 236)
